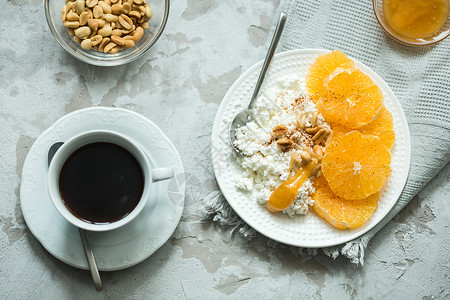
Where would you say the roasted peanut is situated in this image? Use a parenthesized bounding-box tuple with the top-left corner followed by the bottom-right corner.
(118, 14, 133, 29)
(87, 19, 98, 31)
(103, 41, 117, 53)
(98, 23, 112, 36)
(75, 0, 85, 14)
(64, 21, 80, 28)
(276, 138, 294, 152)
(66, 11, 80, 21)
(98, 1, 112, 13)
(75, 26, 91, 39)
(61, 5, 68, 22)
(145, 5, 152, 18)
(123, 2, 131, 13)
(121, 25, 135, 35)
(300, 151, 311, 165)
(90, 34, 103, 45)
(313, 145, 323, 159)
(272, 124, 289, 139)
(86, 0, 98, 8)
(128, 10, 141, 19)
(121, 39, 135, 49)
(111, 35, 125, 45)
(79, 11, 90, 26)
(80, 38, 92, 50)
(95, 18, 106, 28)
(111, 3, 124, 14)
(98, 37, 110, 52)
(111, 29, 123, 36)
(109, 45, 121, 53)
(133, 26, 143, 42)
(104, 13, 118, 22)
(93, 5, 103, 18)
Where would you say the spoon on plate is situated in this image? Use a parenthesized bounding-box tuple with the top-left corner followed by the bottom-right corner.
(48, 142, 103, 291)
(229, 12, 287, 155)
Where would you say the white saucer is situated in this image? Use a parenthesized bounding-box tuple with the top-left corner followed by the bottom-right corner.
(20, 107, 185, 271)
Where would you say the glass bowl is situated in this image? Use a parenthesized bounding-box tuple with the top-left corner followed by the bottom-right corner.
(373, 0, 450, 46)
(45, 0, 169, 66)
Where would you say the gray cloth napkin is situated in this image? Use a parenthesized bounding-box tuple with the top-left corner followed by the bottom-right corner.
(202, 0, 450, 264)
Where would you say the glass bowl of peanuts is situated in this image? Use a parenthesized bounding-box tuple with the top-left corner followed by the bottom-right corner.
(45, 0, 169, 66)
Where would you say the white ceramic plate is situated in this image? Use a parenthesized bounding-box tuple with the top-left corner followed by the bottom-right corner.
(20, 107, 185, 271)
(212, 49, 411, 248)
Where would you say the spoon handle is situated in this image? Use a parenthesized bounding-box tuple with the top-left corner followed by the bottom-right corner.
(79, 228, 103, 291)
(248, 12, 287, 110)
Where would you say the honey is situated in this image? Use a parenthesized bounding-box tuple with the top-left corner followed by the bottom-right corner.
(267, 159, 318, 213)
(383, 0, 449, 39)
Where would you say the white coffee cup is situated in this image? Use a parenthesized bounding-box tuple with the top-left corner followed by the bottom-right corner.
(48, 130, 174, 232)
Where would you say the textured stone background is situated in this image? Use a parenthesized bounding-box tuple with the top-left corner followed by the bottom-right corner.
(0, 0, 449, 299)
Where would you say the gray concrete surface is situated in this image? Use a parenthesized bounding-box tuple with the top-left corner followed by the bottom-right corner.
(1, 0, 449, 299)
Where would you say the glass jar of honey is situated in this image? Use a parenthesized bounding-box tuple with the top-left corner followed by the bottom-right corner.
(373, 0, 450, 45)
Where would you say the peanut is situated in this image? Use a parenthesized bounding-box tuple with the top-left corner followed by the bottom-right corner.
(90, 34, 103, 45)
(93, 5, 103, 18)
(98, 1, 112, 14)
(111, 29, 123, 36)
(86, 0, 98, 8)
(103, 42, 117, 53)
(118, 14, 133, 29)
(98, 24, 112, 37)
(111, 4, 124, 14)
(145, 5, 152, 19)
(133, 26, 143, 42)
(109, 45, 121, 53)
(80, 38, 92, 50)
(123, 2, 131, 13)
(64, 21, 80, 28)
(61, 6, 68, 22)
(75, 26, 91, 39)
(98, 37, 110, 52)
(66, 11, 79, 21)
(79, 11, 90, 26)
(111, 35, 125, 45)
(87, 19, 98, 31)
(121, 39, 135, 49)
(128, 10, 141, 19)
(104, 13, 118, 22)
(75, 0, 85, 14)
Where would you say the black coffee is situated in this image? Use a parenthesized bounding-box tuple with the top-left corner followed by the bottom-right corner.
(59, 142, 144, 224)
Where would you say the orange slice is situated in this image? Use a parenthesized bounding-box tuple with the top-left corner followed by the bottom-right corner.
(333, 106, 396, 150)
(306, 50, 354, 100)
(312, 176, 379, 230)
(322, 131, 391, 200)
(320, 68, 384, 129)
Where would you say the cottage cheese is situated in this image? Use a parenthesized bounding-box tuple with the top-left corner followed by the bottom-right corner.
(233, 78, 325, 216)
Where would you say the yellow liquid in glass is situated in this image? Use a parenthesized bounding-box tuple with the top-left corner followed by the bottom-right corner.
(383, 0, 449, 39)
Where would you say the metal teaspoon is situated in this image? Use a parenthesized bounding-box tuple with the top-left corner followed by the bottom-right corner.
(48, 142, 103, 291)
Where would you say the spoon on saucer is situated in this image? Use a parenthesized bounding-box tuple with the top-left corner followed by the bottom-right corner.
(48, 142, 103, 292)
(229, 12, 287, 155)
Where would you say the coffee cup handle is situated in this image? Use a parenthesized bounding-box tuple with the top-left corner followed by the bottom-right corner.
(151, 167, 174, 183)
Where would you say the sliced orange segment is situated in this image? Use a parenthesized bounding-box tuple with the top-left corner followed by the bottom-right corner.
(320, 68, 384, 129)
(333, 106, 396, 150)
(306, 50, 354, 100)
(312, 176, 379, 230)
(322, 131, 391, 200)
